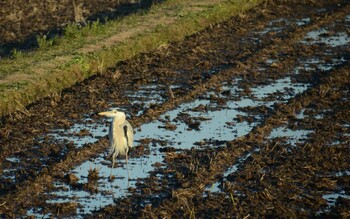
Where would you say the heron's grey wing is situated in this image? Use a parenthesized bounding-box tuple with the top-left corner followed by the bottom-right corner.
(123, 120, 134, 148)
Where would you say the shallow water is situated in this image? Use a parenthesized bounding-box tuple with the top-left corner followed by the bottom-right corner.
(302, 29, 350, 47)
(50, 121, 106, 148)
(269, 126, 312, 147)
(302, 14, 350, 47)
(204, 148, 260, 194)
(199, 22, 350, 197)
(323, 191, 350, 205)
(26, 25, 350, 216)
(25, 70, 312, 217)
(251, 76, 308, 101)
(18, 12, 350, 218)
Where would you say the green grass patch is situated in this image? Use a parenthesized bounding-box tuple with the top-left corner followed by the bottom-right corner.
(0, 0, 263, 117)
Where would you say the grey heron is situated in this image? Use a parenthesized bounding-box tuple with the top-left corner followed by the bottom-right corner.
(98, 109, 133, 178)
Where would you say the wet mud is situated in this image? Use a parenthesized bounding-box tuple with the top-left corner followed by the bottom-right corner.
(0, 0, 349, 218)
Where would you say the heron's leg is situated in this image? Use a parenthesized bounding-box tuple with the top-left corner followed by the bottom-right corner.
(126, 152, 128, 165)
(110, 151, 118, 179)
(126, 152, 131, 180)
(126, 148, 131, 180)
(124, 147, 130, 166)
(110, 157, 115, 178)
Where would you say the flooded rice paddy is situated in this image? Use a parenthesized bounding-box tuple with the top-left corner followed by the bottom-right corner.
(0, 0, 349, 218)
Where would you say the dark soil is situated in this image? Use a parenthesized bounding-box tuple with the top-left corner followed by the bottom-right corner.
(0, 0, 349, 218)
(0, 0, 162, 56)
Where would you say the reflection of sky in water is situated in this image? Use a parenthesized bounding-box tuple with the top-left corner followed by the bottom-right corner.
(187, 76, 311, 195)
(346, 14, 350, 22)
(26, 73, 314, 217)
(316, 189, 350, 215)
(295, 17, 311, 26)
(200, 22, 350, 195)
(323, 191, 350, 205)
(125, 84, 164, 106)
(25, 17, 350, 216)
(302, 28, 350, 47)
(269, 126, 311, 147)
(321, 190, 350, 214)
(2, 157, 21, 180)
(25, 34, 350, 218)
(334, 170, 350, 177)
(258, 17, 312, 35)
(295, 56, 347, 73)
(45, 153, 164, 216)
(139, 99, 255, 149)
(50, 122, 106, 148)
(205, 119, 313, 194)
(204, 148, 260, 194)
(251, 77, 308, 101)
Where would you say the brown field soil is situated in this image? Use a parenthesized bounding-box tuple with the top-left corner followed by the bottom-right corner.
(0, 0, 349, 218)
(0, 0, 146, 47)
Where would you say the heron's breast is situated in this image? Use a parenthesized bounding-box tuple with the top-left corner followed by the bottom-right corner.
(110, 136, 128, 155)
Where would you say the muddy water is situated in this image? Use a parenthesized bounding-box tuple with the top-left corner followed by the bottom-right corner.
(1, 1, 349, 218)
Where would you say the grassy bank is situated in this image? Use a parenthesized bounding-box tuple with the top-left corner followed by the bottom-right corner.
(0, 0, 262, 117)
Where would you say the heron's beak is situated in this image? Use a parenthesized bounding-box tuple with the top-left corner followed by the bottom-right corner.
(98, 111, 112, 116)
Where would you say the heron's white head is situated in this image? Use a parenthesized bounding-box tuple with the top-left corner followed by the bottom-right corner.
(98, 109, 126, 123)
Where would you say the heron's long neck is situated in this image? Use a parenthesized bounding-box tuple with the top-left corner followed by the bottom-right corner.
(109, 118, 123, 141)
(112, 116, 125, 126)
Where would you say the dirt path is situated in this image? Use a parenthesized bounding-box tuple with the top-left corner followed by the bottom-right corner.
(0, 0, 157, 47)
(0, 0, 349, 217)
